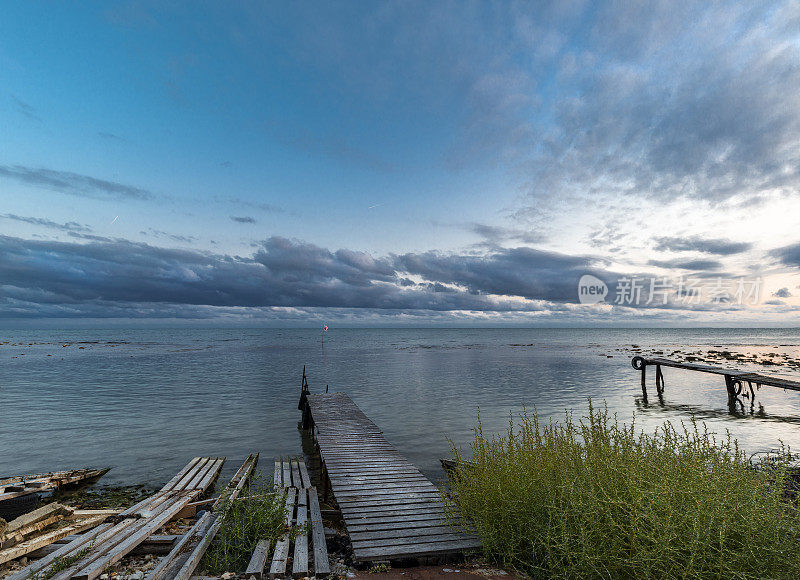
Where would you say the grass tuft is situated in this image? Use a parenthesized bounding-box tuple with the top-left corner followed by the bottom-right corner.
(31, 542, 94, 580)
(201, 474, 287, 574)
(445, 401, 800, 579)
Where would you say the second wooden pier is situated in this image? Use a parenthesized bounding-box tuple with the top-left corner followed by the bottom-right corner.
(632, 355, 800, 400)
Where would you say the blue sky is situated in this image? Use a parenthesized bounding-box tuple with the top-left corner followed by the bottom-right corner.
(2, 1, 800, 326)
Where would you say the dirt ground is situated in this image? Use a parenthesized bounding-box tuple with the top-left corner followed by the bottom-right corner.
(346, 564, 518, 580)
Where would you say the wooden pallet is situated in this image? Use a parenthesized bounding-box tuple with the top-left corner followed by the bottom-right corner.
(146, 453, 259, 580)
(261, 457, 329, 579)
(301, 392, 480, 563)
(9, 457, 224, 580)
(273, 456, 312, 489)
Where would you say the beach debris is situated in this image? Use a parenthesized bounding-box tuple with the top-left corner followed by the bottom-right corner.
(0, 510, 111, 566)
(0, 468, 109, 520)
(0, 502, 73, 549)
(146, 453, 257, 580)
(8, 457, 224, 580)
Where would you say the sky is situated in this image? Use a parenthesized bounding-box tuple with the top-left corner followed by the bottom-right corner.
(1, 1, 800, 327)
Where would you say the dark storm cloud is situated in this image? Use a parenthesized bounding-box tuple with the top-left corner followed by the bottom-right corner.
(0, 213, 92, 233)
(0, 165, 153, 200)
(3, 234, 756, 320)
(770, 243, 800, 267)
(648, 258, 722, 271)
(231, 216, 256, 224)
(394, 246, 601, 302)
(653, 236, 752, 256)
(773, 287, 793, 298)
(0, 235, 615, 318)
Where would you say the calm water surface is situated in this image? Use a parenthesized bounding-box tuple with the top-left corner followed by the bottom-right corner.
(3, 328, 800, 487)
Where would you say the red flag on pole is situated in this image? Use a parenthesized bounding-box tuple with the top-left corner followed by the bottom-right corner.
(323, 324, 328, 331)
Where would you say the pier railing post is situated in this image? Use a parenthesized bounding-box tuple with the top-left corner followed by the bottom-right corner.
(299, 366, 312, 428)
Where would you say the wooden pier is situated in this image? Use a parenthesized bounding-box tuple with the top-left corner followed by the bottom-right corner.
(299, 388, 480, 563)
(632, 355, 800, 400)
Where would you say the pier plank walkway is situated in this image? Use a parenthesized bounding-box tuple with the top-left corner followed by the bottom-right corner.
(633, 356, 800, 401)
(303, 392, 480, 562)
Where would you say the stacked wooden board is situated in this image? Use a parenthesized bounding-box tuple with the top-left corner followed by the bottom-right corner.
(302, 393, 481, 562)
(9, 457, 224, 580)
(0, 512, 115, 567)
(245, 456, 330, 579)
(145, 453, 258, 580)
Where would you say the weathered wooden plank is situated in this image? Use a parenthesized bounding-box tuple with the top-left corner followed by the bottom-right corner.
(335, 495, 440, 508)
(72, 495, 195, 580)
(335, 492, 442, 503)
(308, 487, 330, 577)
(331, 481, 437, 493)
(352, 533, 480, 549)
(10, 522, 116, 579)
(326, 467, 421, 475)
(292, 489, 308, 578)
(353, 539, 482, 561)
(343, 504, 444, 516)
(291, 459, 302, 490)
(174, 457, 210, 491)
(172, 517, 222, 580)
(269, 488, 296, 579)
(347, 520, 464, 534)
(349, 526, 462, 541)
(49, 500, 177, 580)
(282, 459, 291, 488)
(162, 458, 202, 491)
(298, 458, 312, 489)
(145, 511, 215, 580)
(345, 516, 458, 530)
(274, 459, 282, 486)
(245, 539, 272, 579)
(0, 515, 109, 568)
(328, 474, 429, 482)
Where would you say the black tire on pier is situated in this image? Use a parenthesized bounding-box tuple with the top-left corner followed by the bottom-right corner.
(0, 492, 40, 521)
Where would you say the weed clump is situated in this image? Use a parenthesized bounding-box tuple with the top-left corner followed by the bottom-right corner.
(445, 402, 800, 579)
(201, 475, 287, 574)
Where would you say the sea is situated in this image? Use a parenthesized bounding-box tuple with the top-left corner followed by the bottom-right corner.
(3, 328, 800, 488)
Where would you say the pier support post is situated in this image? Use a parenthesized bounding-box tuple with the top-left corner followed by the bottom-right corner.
(632, 356, 647, 396)
(655, 365, 665, 395)
(724, 375, 743, 400)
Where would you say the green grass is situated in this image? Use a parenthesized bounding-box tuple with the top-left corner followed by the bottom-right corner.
(201, 475, 288, 574)
(30, 542, 94, 580)
(444, 402, 800, 579)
